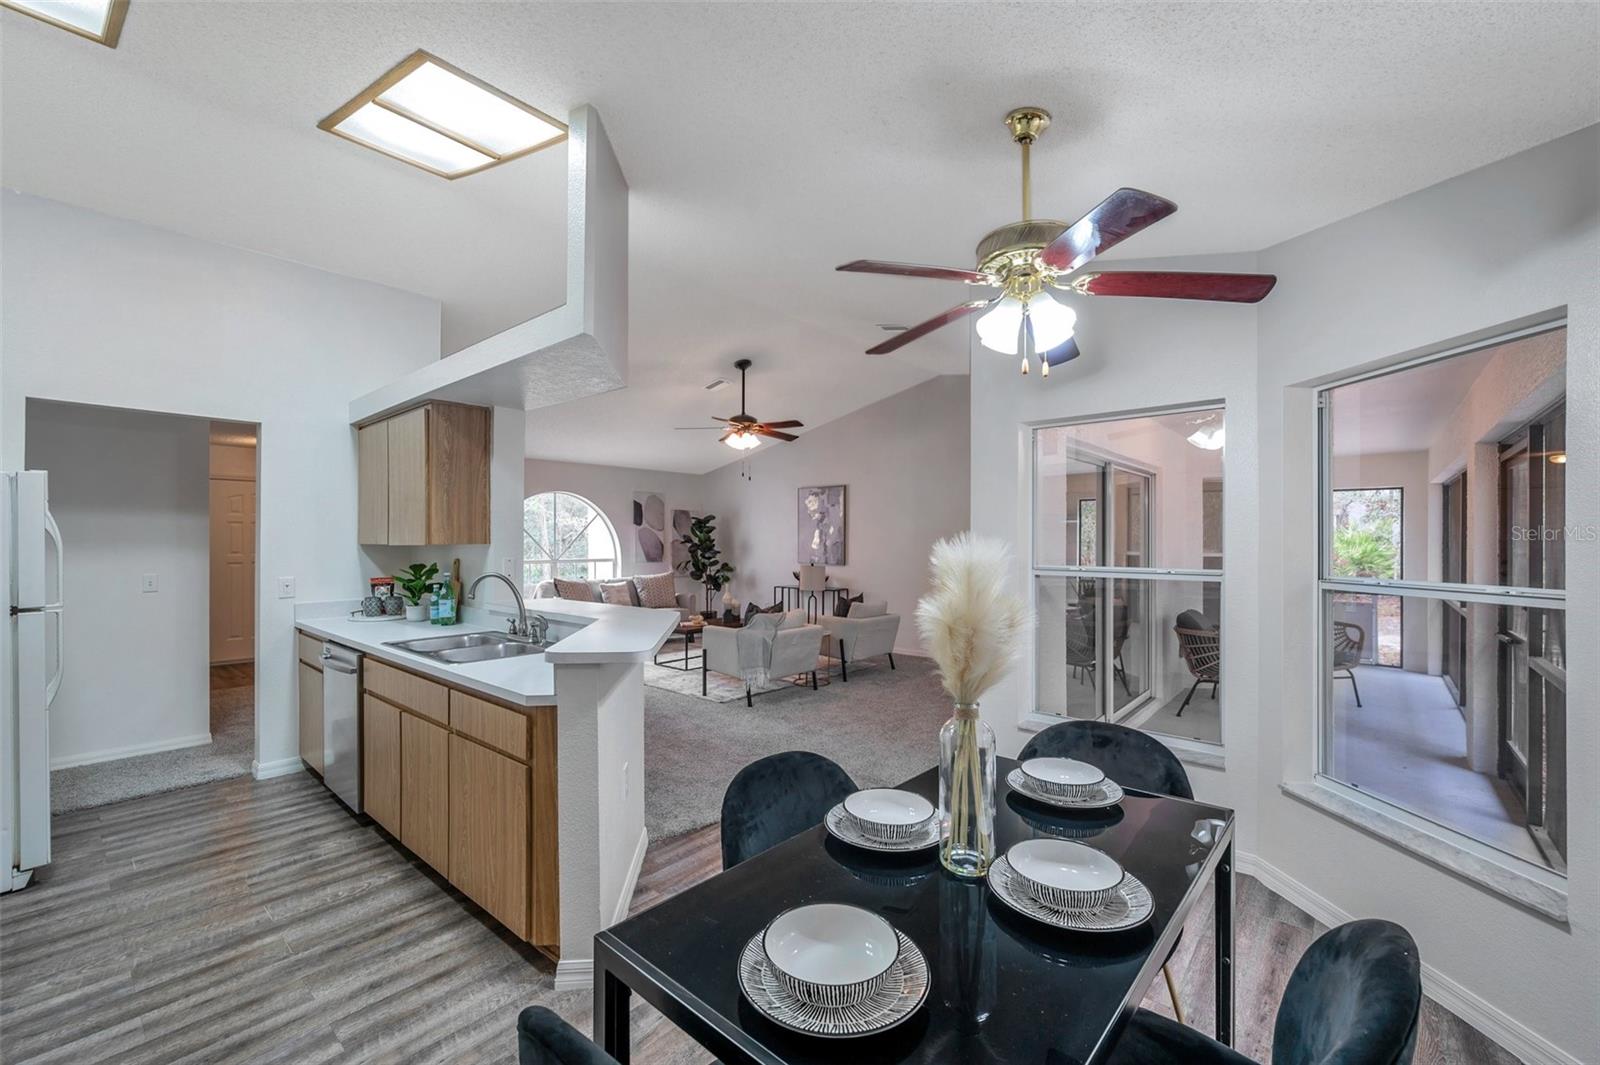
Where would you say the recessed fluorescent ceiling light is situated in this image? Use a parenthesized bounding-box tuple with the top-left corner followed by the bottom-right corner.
(319, 50, 566, 179)
(0, 0, 127, 46)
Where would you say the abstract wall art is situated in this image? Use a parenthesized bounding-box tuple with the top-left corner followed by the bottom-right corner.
(797, 485, 846, 565)
(632, 491, 667, 568)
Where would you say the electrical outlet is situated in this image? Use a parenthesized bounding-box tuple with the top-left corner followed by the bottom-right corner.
(140, 573, 158, 593)
(276, 577, 296, 599)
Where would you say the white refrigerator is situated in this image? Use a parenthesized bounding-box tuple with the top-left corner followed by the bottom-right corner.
(2, 471, 63, 893)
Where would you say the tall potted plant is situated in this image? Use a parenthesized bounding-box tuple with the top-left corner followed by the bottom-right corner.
(678, 514, 734, 617)
(916, 534, 1030, 877)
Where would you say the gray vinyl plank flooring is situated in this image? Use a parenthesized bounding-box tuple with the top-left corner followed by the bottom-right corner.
(1, 772, 1520, 1064)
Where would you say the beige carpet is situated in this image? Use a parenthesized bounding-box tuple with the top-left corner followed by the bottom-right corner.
(643, 654, 948, 840)
(51, 684, 254, 814)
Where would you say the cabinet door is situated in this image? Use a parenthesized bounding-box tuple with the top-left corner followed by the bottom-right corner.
(357, 422, 389, 545)
(400, 712, 449, 876)
(363, 696, 401, 837)
(449, 735, 530, 939)
(427, 403, 491, 545)
(297, 661, 324, 774)
(386, 407, 428, 545)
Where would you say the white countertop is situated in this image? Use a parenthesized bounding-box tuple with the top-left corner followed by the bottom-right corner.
(294, 599, 680, 706)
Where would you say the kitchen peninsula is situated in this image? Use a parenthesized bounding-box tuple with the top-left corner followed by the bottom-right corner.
(294, 597, 678, 987)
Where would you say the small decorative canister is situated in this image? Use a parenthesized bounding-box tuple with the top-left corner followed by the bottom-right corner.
(361, 596, 385, 617)
(383, 595, 405, 616)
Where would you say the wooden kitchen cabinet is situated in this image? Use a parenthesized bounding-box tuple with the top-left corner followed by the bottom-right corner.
(449, 734, 530, 940)
(356, 401, 490, 546)
(356, 422, 389, 544)
(363, 695, 401, 837)
(401, 712, 450, 876)
(297, 659, 323, 774)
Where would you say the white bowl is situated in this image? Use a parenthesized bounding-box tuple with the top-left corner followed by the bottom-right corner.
(762, 903, 900, 1008)
(842, 789, 936, 841)
(1020, 757, 1106, 799)
(1005, 838, 1125, 913)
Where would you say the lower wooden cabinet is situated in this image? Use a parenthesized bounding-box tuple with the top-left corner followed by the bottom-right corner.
(401, 713, 450, 876)
(297, 660, 324, 774)
(362, 695, 401, 837)
(449, 735, 531, 939)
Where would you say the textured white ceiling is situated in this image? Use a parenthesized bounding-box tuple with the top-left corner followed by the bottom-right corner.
(3, 2, 1595, 473)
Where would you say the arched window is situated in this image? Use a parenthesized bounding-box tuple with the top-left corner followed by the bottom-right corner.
(523, 492, 620, 594)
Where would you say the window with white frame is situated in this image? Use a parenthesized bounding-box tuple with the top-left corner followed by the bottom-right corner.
(522, 491, 619, 595)
(1031, 406, 1226, 746)
(1317, 322, 1567, 873)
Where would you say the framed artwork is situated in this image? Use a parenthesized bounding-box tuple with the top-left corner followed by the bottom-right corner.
(632, 491, 667, 568)
(797, 485, 846, 565)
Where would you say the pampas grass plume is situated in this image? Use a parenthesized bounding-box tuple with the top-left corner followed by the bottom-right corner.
(916, 533, 1032, 705)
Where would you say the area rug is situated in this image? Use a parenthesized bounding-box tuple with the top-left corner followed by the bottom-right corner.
(642, 658, 793, 703)
(51, 684, 254, 814)
(644, 654, 949, 840)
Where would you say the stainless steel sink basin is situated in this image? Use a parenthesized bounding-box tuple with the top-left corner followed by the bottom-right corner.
(386, 631, 550, 664)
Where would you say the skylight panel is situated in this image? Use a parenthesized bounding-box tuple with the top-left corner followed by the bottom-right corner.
(0, 0, 127, 46)
(318, 51, 566, 180)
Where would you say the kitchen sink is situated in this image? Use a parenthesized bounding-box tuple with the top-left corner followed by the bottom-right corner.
(386, 631, 550, 664)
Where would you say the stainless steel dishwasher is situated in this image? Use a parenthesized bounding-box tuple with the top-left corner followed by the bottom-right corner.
(319, 642, 363, 813)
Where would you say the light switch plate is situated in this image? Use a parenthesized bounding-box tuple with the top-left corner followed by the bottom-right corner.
(276, 577, 296, 599)
(141, 573, 158, 593)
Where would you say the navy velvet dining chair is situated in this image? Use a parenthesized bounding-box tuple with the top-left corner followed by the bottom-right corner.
(720, 751, 858, 869)
(1018, 719, 1194, 1019)
(1107, 919, 1421, 1065)
(517, 1006, 619, 1065)
(1019, 719, 1194, 800)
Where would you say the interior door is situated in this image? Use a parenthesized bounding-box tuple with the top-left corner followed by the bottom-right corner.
(209, 478, 256, 664)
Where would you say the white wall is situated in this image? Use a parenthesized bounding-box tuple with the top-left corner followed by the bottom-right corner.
(1, 191, 442, 776)
(1255, 125, 1597, 1064)
(25, 402, 211, 766)
(974, 124, 1598, 1060)
(702, 375, 971, 654)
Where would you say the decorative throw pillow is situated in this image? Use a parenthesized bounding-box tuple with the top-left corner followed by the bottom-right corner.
(598, 581, 635, 606)
(552, 578, 597, 602)
(633, 571, 678, 609)
(833, 593, 864, 618)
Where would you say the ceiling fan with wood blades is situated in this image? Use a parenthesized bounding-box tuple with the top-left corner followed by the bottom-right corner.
(838, 107, 1277, 377)
(674, 359, 802, 450)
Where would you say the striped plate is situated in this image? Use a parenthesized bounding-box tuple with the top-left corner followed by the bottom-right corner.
(988, 854, 1153, 932)
(739, 928, 929, 1037)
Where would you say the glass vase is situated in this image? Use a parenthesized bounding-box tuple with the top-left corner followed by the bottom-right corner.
(939, 703, 996, 878)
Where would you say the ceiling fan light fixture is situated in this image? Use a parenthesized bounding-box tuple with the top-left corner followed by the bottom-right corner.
(1026, 291, 1077, 351)
(1187, 417, 1226, 451)
(975, 295, 1026, 355)
(724, 430, 762, 451)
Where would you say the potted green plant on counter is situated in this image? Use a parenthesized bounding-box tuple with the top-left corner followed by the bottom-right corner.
(394, 562, 440, 622)
(678, 514, 734, 618)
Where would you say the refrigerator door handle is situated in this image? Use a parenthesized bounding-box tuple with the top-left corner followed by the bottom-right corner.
(44, 607, 64, 708)
(43, 507, 64, 609)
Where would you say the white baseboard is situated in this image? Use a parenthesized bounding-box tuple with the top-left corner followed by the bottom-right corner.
(613, 826, 649, 926)
(252, 757, 304, 780)
(554, 958, 593, 992)
(50, 732, 212, 770)
(1238, 850, 1582, 1065)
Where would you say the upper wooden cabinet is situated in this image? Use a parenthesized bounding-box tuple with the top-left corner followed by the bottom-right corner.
(357, 402, 490, 545)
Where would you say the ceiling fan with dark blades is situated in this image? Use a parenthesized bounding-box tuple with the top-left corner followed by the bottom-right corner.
(674, 359, 803, 450)
(839, 107, 1277, 376)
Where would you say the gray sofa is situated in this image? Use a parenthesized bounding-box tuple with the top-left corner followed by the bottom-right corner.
(533, 577, 697, 621)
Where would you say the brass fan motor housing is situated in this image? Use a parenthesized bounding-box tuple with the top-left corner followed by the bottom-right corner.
(975, 218, 1070, 279)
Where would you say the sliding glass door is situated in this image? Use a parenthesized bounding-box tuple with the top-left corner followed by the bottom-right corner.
(1033, 408, 1225, 747)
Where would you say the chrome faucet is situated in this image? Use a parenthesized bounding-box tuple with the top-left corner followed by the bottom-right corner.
(466, 572, 545, 641)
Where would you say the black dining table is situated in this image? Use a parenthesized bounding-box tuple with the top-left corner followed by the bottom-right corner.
(594, 758, 1235, 1064)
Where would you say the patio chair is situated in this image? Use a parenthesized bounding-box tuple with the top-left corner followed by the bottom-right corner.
(1173, 609, 1220, 717)
(1332, 619, 1366, 707)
